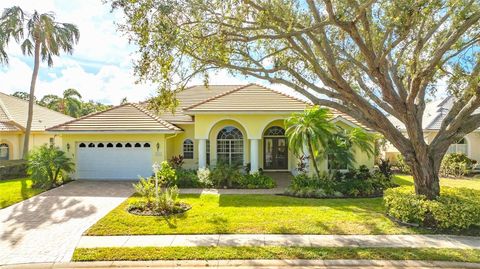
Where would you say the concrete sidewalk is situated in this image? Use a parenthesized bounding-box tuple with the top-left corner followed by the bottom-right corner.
(77, 234, 480, 249)
(2, 259, 480, 269)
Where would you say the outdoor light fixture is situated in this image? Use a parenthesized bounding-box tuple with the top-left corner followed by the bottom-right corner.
(156, 142, 160, 151)
(66, 143, 70, 152)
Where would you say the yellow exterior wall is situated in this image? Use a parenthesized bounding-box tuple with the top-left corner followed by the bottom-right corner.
(166, 124, 197, 169)
(194, 114, 292, 139)
(0, 131, 61, 160)
(59, 133, 166, 178)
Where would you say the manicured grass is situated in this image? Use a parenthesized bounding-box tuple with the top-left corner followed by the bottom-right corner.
(72, 246, 480, 262)
(86, 194, 418, 235)
(0, 178, 44, 209)
(394, 174, 480, 190)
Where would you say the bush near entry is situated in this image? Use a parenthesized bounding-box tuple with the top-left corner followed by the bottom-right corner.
(285, 165, 396, 198)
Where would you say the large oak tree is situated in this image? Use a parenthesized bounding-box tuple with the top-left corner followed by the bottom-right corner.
(111, 0, 480, 199)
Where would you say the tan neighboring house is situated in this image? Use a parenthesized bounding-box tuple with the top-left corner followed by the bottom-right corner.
(0, 92, 74, 160)
(47, 84, 374, 180)
(384, 96, 480, 163)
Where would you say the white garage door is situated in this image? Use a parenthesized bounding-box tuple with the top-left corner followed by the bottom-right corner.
(76, 142, 153, 180)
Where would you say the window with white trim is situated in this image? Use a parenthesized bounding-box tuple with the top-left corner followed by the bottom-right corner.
(217, 126, 243, 166)
(183, 139, 194, 159)
(447, 137, 468, 155)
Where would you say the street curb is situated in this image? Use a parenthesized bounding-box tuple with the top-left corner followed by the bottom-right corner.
(2, 259, 480, 268)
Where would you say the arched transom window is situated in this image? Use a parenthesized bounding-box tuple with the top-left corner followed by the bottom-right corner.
(264, 126, 285, 136)
(183, 139, 194, 159)
(217, 126, 243, 165)
(448, 137, 468, 155)
(0, 143, 9, 160)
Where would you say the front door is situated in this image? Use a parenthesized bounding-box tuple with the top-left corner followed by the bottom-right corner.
(264, 137, 288, 170)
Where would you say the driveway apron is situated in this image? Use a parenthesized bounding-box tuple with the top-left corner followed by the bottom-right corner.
(0, 180, 133, 265)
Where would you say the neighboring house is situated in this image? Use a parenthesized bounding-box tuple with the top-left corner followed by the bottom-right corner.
(384, 96, 479, 163)
(47, 84, 374, 180)
(0, 92, 74, 160)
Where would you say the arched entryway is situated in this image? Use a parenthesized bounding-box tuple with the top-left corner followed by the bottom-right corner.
(263, 126, 288, 170)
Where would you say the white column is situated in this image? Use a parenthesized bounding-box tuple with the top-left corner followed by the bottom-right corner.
(198, 139, 207, 169)
(250, 139, 259, 173)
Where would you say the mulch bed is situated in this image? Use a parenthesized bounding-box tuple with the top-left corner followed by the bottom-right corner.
(128, 203, 191, 217)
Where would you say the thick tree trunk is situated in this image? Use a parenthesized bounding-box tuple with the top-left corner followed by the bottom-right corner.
(405, 150, 441, 200)
(22, 42, 41, 159)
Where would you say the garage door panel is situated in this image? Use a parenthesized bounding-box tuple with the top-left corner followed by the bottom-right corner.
(77, 143, 153, 180)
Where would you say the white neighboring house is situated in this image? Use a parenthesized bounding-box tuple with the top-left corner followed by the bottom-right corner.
(383, 96, 477, 163)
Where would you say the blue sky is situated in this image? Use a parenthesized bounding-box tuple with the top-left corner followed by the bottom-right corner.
(0, 0, 254, 105)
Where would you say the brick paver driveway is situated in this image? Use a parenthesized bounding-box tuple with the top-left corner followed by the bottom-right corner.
(0, 180, 133, 265)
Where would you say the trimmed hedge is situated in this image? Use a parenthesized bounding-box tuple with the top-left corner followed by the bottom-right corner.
(0, 160, 27, 180)
(384, 186, 480, 230)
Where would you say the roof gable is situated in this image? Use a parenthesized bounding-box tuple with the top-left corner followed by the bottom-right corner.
(47, 103, 181, 133)
(184, 84, 311, 112)
(0, 92, 74, 131)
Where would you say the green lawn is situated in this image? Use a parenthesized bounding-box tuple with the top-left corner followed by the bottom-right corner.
(86, 194, 418, 235)
(394, 174, 480, 190)
(73, 246, 480, 263)
(0, 178, 44, 209)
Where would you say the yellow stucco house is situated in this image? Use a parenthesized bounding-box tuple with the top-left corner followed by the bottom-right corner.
(47, 84, 374, 180)
(0, 92, 73, 160)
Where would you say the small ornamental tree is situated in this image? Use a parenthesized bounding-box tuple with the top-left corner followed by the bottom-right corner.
(110, 0, 480, 199)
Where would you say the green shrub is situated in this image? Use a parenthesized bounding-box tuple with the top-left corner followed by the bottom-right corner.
(210, 162, 242, 188)
(155, 161, 177, 187)
(133, 177, 156, 206)
(197, 168, 213, 187)
(175, 168, 201, 188)
(396, 155, 411, 174)
(27, 145, 74, 189)
(440, 153, 476, 178)
(234, 172, 276, 189)
(286, 166, 396, 198)
(384, 186, 480, 230)
(378, 158, 393, 179)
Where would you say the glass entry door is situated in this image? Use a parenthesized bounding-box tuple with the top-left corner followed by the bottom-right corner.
(264, 137, 288, 170)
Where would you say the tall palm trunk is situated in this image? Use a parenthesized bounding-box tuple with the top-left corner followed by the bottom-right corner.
(306, 133, 321, 178)
(22, 41, 40, 159)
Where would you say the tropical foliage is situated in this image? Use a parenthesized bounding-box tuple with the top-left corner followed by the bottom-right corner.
(10, 90, 111, 117)
(286, 165, 395, 198)
(129, 162, 189, 216)
(27, 145, 74, 189)
(0, 6, 79, 159)
(286, 106, 375, 176)
(285, 106, 335, 177)
(39, 88, 83, 117)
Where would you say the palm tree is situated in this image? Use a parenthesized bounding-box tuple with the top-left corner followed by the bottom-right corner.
(59, 88, 82, 117)
(0, 6, 79, 159)
(39, 89, 82, 117)
(325, 127, 376, 170)
(285, 106, 335, 177)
